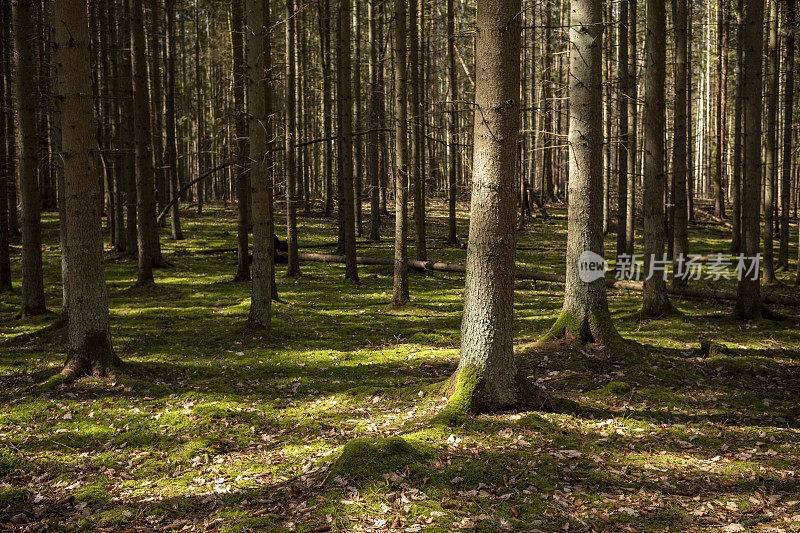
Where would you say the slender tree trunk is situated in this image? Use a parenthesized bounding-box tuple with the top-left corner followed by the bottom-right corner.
(2, 4, 17, 237)
(14, 0, 46, 317)
(409, 0, 425, 260)
(319, 0, 334, 217)
(54, 0, 119, 377)
(734, 0, 763, 318)
(625, 0, 638, 254)
(731, 0, 743, 253)
(542, 0, 627, 350)
(337, 0, 358, 282)
(672, 0, 690, 288)
(164, 0, 183, 240)
(541, 7, 554, 205)
(120, 0, 137, 254)
(194, 4, 205, 215)
(780, 0, 795, 270)
(393, 0, 410, 305)
(150, 0, 165, 220)
(602, 0, 612, 235)
(447, 0, 527, 413)
(762, 0, 778, 284)
(285, 0, 300, 276)
(367, 0, 381, 241)
(713, 0, 727, 218)
(616, 0, 629, 258)
(687, 0, 695, 222)
(232, 0, 250, 282)
(247, 0, 274, 328)
(445, 0, 459, 244)
(0, 11, 9, 291)
(353, 0, 364, 236)
(130, 0, 162, 286)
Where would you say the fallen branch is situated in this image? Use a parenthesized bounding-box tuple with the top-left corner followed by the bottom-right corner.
(280, 251, 800, 308)
(156, 162, 233, 225)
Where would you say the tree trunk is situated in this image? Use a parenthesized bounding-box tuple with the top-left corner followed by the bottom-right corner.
(54, 0, 119, 377)
(625, 0, 638, 255)
(0, 11, 10, 292)
(730, 0, 743, 253)
(319, 0, 334, 217)
(672, 0, 690, 288)
(150, 0, 165, 220)
(2, 5, 17, 238)
(194, 4, 205, 215)
(445, 0, 459, 244)
(762, 0, 778, 284)
(337, 0, 358, 282)
(410, 0, 426, 260)
(541, 0, 627, 351)
(14, 0, 46, 317)
(130, 0, 162, 286)
(285, 0, 300, 276)
(247, 0, 274, 328)
(641, 0, 673, 316)
(616, 0, 629, 258)
(164, 0, 183, 240)
(353, 0, 364, 236)
(232, 0, 250, 282)
(541, 7, 554, 205)
(119, 0, 137, 254)
(367, 0, 381, 241)
(780, 0, 795, 270)
(393, 0, 410, 305)
(713, 0, 727, 219)
(734, 0, 763, 318)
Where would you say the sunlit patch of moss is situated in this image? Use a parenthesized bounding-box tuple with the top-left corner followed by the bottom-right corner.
(331, 436, 432, 483)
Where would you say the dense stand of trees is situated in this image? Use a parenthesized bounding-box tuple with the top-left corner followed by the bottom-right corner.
(0, 0, 797, 390)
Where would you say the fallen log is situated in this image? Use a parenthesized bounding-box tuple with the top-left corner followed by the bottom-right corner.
(280, 251, 800, 308)
(693, 207, 733, 229)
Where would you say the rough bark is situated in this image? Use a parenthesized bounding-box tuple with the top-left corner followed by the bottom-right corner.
(779, 0, 795, 269)
(0, 11, 10, 292)
(541, 0, 628, 352)
(285, 0, 300, 276)
(337, 0, 358, 282)
(672, 0, 690, 288)
(731, 0, 743, 253)
(14, 0, 46, 317)
(2, 3, 17, 238)
(129, 0, 162, 286)
(443, 0, 539, 414)
(393, 0, 409, 306)
(232, 0, 250, 282)
(54, 0, 119, 378)
(625, 0, 637, 255)
(247, 0, 274, 328)
(762, 0, 778, 284)
(734, 0, 763, 319)
(445, 0, 458, 244)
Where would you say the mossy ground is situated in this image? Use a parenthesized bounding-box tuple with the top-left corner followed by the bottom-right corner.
(1, 200, 800, 531)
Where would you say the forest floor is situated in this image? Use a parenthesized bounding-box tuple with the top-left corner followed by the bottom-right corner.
(2, 201, 800, 532)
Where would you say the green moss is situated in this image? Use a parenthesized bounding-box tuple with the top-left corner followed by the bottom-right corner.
(0, 486, 31, 507)
(540, 310, 583, 342)
(604, 380, 632, 395)
(74, 484, 112, 508)
(432, 364, 484, 424)
(330, 436, 431, 483)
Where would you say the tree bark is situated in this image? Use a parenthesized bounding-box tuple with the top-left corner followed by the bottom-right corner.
(713, 0, 728, 219)
(762, 0, 778, 284)
(541, 0, 627, 350)
(129, 0, 162, 286)
(410, 0, 426, 261)
(445, 0, 459, 244)
(337, 0, 358, 282)
(54, 0, 119, 377)
(164, 0, 183, 240)
(625, 0, 638, 255)
(247, 0, 274, 328)
(14, 0, 46, 317)
(285, 0, 300, 276)
(2, 4, 17, 238)
(119, 0, 137, 254)
(641, 0, 673, 316)
(367, 0, 381, 241)
(730, 0, 743, 253)
(447, 0, 524, 413)
(0, 10, 10, 292)
(393, 0, 410, 305)
(734, 0, 764, 318)
(780, 0, 795, 270)
(672, 0, 690, 288)
(319, 0, 334, 217)
(232, 0, 250, 282)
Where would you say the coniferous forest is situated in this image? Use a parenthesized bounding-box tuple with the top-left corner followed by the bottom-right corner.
(1, 0, 800, 530)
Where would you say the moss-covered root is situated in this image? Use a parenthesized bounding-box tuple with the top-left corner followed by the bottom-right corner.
(49, 332, 122, 385)
(539, 308, 643, 364)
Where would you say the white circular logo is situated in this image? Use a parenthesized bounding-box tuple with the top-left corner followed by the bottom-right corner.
(578, 250, 608, 283)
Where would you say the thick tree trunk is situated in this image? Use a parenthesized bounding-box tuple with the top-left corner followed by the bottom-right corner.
(247, 0, 274, 328)
(393, 0, 410, 305)
(447, 0, 524, 413)
(780, 0, 795, 270)
(625, 0, 637, 255)
(672, 0, 690, 289)
(232, 0, 250, 282)
(762, 0, 778, 284)
(541, 0, 627, 350)
(734, 0, 763, 318)
(285, 0, 300, 276)
(14, 0, 46, 317)
(337, 0, 358, 282)
(445, 0, 459, 244)
(129, 0, 162, 286)
(164, 0, 183, 241)
(54, 0, 119, 377)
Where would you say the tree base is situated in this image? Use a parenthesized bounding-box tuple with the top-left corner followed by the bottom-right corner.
(639, 299, 685, 321)
(539, 308, 642, 364)
(433, 365, 557, 426)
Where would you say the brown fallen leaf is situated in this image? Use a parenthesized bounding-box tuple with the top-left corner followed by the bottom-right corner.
(594, 511, 612, 524)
